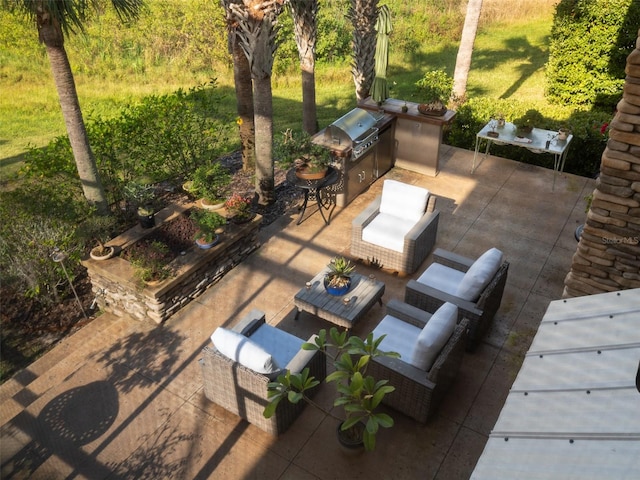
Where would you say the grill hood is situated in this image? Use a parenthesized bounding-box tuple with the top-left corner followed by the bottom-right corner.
(325, 108, 378, 146)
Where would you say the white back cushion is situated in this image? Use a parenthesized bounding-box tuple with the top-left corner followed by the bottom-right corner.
(211, 327, 280, 374)
(410, 303, 458, 371)
(379, 179, 429, 223)
(455, 248, 504, 301)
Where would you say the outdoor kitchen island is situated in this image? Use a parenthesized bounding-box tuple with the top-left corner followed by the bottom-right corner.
(359, 97, 456, 177)
(311, 108, 396, 207)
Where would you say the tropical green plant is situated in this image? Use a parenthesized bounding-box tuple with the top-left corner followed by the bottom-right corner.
(191, 163, 232, 205)
(325, 256, 356, 289)
(191, 209, 226, 243)
(264, 327, 399, 451)
(3, 0, 145, 215)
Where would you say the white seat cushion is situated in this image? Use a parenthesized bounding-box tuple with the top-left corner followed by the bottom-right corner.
(455, 248, 504, 302)
(411, 303, 458, 371)
(416, 263, 466, 296)
(211, 327, 281, 374)
(379, 179, 429, 223)
(362, 212, 416, 252)
(249, 324, 304, 369)
(371, 314, 423, 364)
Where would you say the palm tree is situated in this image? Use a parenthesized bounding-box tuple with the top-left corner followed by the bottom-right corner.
(452, 0, 483, 104)
(349, 0, 379, 101)
(228, 20, 256, 171)
(3, 0, 144, 215)
(288, 0, 318, 134)
(222, 0, 285, 205)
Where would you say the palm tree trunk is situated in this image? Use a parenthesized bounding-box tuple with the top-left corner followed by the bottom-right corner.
(290, 0, 318, 134)
(452, 0, 483, 104)
(253, 75, 275, 205)
(231, 31, 256, 171)
(39, 19, 109, 215)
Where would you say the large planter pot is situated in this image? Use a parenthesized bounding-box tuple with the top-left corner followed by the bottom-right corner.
(336, 422, 364, 455)
(324, 276, 352, 296)
(195, 234, 220, 250)
(295, 166, 328, 180)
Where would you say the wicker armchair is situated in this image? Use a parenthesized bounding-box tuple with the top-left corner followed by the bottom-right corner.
(200, 310, 326, 435)
(351, 179, 439, 275)
(405, 248, 509, 349)
(367, 299, 469, 423)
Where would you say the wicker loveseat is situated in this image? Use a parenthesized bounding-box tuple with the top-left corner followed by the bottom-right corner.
(405, 248, 509, 349)
(351, 179, 439, 275)
(367, 299, 469, 423)
(200, 309, 326, 435)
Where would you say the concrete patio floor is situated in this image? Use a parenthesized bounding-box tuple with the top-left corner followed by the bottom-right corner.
(0, 145, 596, 479)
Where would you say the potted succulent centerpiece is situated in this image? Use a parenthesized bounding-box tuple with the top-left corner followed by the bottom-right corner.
(191, 208, 227, 249)
(324, 256, 356, 296)
(124, 180, 156, 229)
(224, 193, 254, 224)
(274, 129, 333, 180)
(264, 327, 399, 453)
(192, 162, 233, 209)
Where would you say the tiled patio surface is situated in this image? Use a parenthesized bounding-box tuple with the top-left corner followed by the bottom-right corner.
(0, 145, 596, 479)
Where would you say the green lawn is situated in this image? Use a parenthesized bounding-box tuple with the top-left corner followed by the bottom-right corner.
(0, 0, 558, 178)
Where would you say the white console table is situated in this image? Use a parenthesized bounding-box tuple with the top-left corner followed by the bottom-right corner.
(473, 121, 573, 190)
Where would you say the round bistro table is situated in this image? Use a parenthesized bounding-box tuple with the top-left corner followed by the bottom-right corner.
(286, 166, 340, 225)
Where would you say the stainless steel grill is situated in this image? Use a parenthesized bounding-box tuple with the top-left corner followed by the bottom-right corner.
(324, 108, 380, 160)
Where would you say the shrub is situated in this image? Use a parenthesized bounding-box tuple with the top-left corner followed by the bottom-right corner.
(0, 191, 86, 306)
(445, 97, 613, 177)
(546, 0, 640, 108)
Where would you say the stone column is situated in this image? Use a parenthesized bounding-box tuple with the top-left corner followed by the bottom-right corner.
(563, 29, 640, 297)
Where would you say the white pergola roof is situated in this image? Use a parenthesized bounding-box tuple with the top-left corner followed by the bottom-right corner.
(471, 288, 640, 479)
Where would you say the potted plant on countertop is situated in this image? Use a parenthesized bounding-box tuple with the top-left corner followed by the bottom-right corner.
(324, 256, 356, 296)
(124, 180, 157, 229)
(192, 162, 233, 209)
(513, 109, 545, 135)
(264, 327, 399, 452)
(274, 129, 333, 180)
(414, 69, 453, 116)
(191, 208, 227, 249)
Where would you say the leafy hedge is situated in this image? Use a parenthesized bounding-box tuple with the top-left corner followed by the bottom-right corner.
(22, 82, 234, 207)
(445, 97, 613, 178)
(545, 0, 640, 108)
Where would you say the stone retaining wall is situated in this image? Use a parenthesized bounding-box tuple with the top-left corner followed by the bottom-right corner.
(83, 203, 261, 323)
(564, 30, 640, 297)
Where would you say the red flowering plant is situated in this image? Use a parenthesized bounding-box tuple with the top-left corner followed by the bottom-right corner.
(224, 193, 252, 220)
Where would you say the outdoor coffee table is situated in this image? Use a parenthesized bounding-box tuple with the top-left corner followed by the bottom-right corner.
(294, 269, 385, 330)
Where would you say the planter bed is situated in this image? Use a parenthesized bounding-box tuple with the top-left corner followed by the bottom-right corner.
(82, 202, 261, 324)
